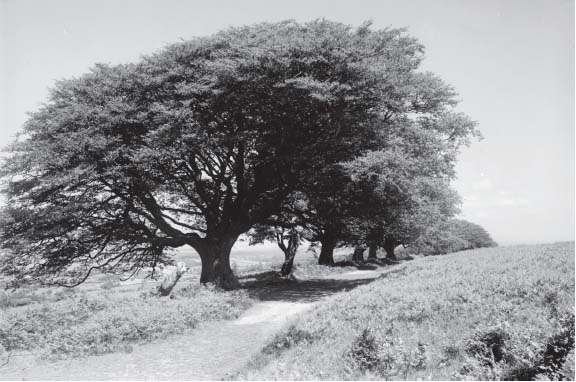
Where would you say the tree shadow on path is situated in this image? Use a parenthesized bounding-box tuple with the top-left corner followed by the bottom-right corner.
(241, 259, 409, 303)
(245, 277, 377, 303)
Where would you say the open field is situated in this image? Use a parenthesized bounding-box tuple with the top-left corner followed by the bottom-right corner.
(235, 242, 575, 381)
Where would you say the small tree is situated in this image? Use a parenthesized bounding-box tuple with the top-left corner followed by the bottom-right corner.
(248, 193, 309, 276)
(250, 225, 303, 276)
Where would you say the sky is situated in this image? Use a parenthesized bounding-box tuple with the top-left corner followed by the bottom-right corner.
(0, 0, 574, 246)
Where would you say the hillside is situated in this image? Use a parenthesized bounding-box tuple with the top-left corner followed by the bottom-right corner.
(235, 242, 575, 381)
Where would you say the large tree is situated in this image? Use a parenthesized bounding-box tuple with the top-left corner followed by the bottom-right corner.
(1, 20, 439, 289)
(248, 192, 311, 276)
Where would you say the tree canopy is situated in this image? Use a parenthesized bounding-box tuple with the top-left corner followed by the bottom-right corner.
(0, 20, 479, 289)
(409, 218, 498, 255)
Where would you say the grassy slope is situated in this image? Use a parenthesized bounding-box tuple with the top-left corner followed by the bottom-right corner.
(0, 284, 252, 361)
(236, 242, 575, 381)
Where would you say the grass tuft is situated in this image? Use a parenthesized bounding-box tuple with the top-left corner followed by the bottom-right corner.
(262, 325, 318, 355)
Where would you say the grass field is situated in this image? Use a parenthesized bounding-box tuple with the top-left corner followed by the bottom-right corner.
(235, 242, 575, 381)
(0, 284, 252, 361)
(0, 242, 345, 363)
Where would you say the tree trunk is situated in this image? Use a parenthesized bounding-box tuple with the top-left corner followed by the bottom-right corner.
(279, 231, 299, 276)
(199, 251, 216, 284)
(213, 255, 239, 290)
(196, 236, 240, 290)
(352, 246, 366, 263)
(368, 243, 378, 259)
(158, 273, 182, 296)
(318, 236, 336, 266)
(384, 237, 397, 259)
(280, 254, 296, 276)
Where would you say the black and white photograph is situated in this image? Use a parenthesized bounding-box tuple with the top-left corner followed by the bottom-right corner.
(0, 0, 574, 380)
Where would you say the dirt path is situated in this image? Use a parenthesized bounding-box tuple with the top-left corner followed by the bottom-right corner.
(0, 268, 385, 381)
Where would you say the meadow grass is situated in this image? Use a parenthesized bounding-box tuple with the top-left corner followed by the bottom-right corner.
(0, 244, 346, 363)
(235, 242, 575, 381)
(0, 284, 252, 361)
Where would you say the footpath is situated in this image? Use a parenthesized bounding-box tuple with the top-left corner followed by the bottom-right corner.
(0, 268, 385, 381)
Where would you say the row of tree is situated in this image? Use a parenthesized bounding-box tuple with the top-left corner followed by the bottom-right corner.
(0, 20, 485, 289)
(407, 218, 497, 256)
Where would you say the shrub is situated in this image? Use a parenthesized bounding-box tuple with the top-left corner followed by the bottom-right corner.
(263, 325, 317, 355)
(537, 313, 575, 380)
(349, 329, 381, 371)
(559, 349, 575, 381)
(465, 327, 511, 367)
(443, 344, 462, 360)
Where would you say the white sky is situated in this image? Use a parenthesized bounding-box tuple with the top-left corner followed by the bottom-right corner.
(0, 0, 573, 245)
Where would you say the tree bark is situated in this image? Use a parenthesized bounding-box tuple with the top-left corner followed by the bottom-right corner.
(280, 254, 296, 276)
(199, 251, 216, 284)
(279, 230, 299, 276)
(368, 243, 378, 259)
(352, 246, 366, 263)
(384, 237, 397, 259)
(318, 235, 336, 266)
(196, 235, 240, 290)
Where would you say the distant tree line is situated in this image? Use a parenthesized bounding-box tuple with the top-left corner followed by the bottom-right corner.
(399, 218, 497, 257)
(0, 20, 486, 289)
